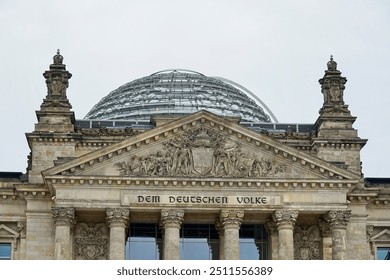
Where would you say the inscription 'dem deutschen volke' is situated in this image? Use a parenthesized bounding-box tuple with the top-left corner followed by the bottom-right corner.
(122, 192, 283, 207)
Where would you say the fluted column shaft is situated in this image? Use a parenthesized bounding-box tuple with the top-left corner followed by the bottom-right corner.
(273, 210, 298, 260)
(325, 210, 351, 260)
(52, 207, 75, 260)
(160, 209, 184, 260)
(219, 210, 244, 260)
(106, 208, 129, 260)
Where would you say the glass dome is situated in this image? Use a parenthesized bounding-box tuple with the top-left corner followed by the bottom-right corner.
(84, 69, 276, 123)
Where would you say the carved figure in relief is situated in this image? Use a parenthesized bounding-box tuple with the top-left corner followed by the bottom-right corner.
(174, 145, 193, 175)
(212, 146, 231, 175)
(234, 155, 255, 176)
(114, 126, 287, 178)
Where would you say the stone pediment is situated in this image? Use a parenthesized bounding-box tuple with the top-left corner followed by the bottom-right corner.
(43, 111, 360, 186)
(371, 229, 390, 242)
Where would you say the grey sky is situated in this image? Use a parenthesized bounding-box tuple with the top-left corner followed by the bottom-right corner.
(1, 0, 389, 176)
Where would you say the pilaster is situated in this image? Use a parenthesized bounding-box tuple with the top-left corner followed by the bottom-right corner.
(325, 210, 351, 260)
(215, 219, 225, 260)
(52, 207, 76, 260)
(265, 219, 279, 260)
(319, 218, 332, 260)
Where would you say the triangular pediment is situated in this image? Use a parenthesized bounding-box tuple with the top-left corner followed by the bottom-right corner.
(0, 224, 19, 238)
(43, 111, 360, 187)
(371, 229, 390, 242)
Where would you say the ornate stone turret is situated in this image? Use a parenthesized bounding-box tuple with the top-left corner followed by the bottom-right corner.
(26, 51, 79, 183)
(35, 50, 75, 132)
(312, 56, 367, 175)
(318, 55, 349, 116)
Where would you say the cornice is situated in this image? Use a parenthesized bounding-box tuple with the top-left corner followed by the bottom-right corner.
(44, 175, 358, 190)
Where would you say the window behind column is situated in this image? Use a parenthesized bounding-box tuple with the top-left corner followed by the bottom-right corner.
(125, 223, 162, 260)
(240, 224, 268, 260)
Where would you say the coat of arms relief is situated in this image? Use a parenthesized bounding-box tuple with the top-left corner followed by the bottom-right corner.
(114, 126, 286, 178)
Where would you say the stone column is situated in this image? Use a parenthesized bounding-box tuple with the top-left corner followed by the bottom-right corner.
(219, 209, 244, 260)
(272, 210, 298, 260)
(160, 209, 184, 260)
(325, 210, 351, 260)
(52, 207, 76, 260)
(106, 208, 129, 260)
(215, 219, 225, 260)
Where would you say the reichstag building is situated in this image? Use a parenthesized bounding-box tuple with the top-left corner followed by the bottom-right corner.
(0, 51, 389, 260)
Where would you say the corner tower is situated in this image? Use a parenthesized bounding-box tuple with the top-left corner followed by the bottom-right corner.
(26, 51, 79, 184)
(312, 56, 367, 175)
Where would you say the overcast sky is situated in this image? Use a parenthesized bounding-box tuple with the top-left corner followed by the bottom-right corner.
(0, 0, 389, 177)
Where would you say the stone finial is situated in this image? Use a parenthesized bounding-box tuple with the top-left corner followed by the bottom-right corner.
(318, 56, 347, 108)
(327, 55, 337, 70)
(40, 50, 72, 110)
(53, 49, 64, 65)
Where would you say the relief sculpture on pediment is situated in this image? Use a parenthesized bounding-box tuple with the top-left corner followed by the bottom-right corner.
(114, 126, 286, 178)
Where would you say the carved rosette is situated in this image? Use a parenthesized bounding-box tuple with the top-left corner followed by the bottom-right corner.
(74, 223, 109, 260)
(106, 208, 130, 228)
(325, 210, 351, 229)
(272, 210, 298, 228)
(52, 207, 76, 227)
(160, 209, 184, 229)
(219, 210, 244, 229)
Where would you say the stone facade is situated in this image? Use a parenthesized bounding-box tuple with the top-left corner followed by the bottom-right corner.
(0, 52, 389, 260)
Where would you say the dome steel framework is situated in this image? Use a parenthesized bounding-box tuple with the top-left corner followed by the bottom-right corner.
(84, 69, 276, 123)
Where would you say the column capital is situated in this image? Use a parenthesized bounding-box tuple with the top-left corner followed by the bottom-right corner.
(160, 209, 184, 229)
(106, 208, 130, 228)
(325, 210, 351, 229)
(219, 209, 244, 229)
(272, 210, 298, 228)
(52, 207, 76, 226)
